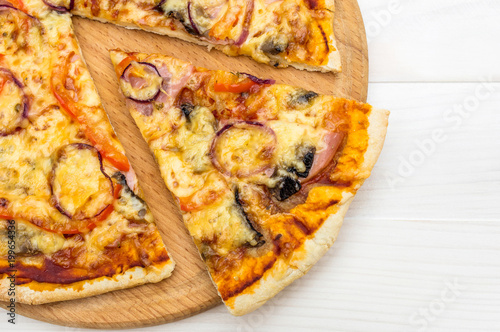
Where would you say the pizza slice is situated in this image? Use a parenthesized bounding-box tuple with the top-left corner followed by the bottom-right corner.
(0, 0, 174, 304)
(65, 0, 340, 72)
(110, 50, 389, 315)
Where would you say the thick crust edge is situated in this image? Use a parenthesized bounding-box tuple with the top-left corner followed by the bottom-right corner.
(288, 0, 342, 73)
(0, 260, 174, 305)
(226, 106, 389, 315)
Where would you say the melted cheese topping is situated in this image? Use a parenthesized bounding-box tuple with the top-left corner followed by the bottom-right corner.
(0, 1, 168, 282)
(0, 219, 65, 257)
(112, 51, 374, 301)
(52, 145, 112, 218)
(73, 0, 336, 69)
(185, 193, 256, 257)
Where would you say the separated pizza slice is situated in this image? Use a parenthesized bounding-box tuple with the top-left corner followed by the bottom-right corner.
(110, 50, 389, 315)
(0, 0, 174, 304)
(67, 0, 340, 72)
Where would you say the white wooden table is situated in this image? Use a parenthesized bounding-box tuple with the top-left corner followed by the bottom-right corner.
(3, 0, 500, 330)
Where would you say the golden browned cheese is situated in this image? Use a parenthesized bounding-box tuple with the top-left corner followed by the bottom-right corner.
(72, 0, 339, 70)
(111, 51, 371, 302)
(0, 0, 171, 287)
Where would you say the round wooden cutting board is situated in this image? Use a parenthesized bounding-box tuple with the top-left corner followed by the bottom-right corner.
(5, 0, 368, 328)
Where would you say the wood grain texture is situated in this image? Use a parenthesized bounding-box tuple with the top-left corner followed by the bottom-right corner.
(0, 0, 368, 328)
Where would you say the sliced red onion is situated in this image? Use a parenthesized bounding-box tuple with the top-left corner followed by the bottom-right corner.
(241, 72, 275, 85)
(0, 2, 37, 19)
(120, 62, 162, 102)
(50, 144, 114, 220)
(234, 0, 254, 46)
(0, 68, 29, 136)
(210, 121, 276, 178)
(0, 3, 15, 10)
(42, 0, 74, 12)
(187, 1, 201, 35)
(235, 30, 249, 47)
(153, 0, 165, 11)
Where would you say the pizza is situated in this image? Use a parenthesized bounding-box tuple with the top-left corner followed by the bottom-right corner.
(0, 0, 174, 304)
(110, 50, 389, 315)
(67, 0, 341, 72)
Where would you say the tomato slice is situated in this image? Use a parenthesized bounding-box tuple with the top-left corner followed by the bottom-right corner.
(50, 52, 130, 172)
(0, 184, 122, 234)
(178, 185, 226, 212)
(2, 0, 27, 11)
(114, 54, 138, 78)
(214, 79, 257, 93)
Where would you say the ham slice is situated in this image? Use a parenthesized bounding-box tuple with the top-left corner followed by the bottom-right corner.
(303, 132, 344, 182)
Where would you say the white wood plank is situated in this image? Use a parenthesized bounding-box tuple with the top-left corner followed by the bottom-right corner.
(359, 0, 500, 82)
(356, 82, 500, 221)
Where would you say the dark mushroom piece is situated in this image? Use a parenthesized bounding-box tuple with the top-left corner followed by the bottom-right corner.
(181, 103, 194, 121)
(235, 188, 265, 247)
(291, 145, 316, 178)
(270, 176, 302, 201)
(112, 172, 150, 221)
(289, 89, 319, 107)
(261, 36, 289, 56)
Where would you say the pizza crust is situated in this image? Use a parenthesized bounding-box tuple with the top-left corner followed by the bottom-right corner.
(73, 0, 342, 73)
(0, 260, 174, 305)
(287, 46, 342, 73)
(285, 0, 342, 73)
(225, 107, 389, 315)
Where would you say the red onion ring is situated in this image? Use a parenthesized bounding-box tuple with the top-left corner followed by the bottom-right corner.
(187, 1, 201, 35)
(50, 143, 114, 220)
(210, 121, 276, 178)
(240, 72, 275, 85)
(42, 0, 74, 12)
(120, 61, 162, 103)
(0, 2, 37, 19)
(0, 68, 29, 136)
(234, 0, 254, 46)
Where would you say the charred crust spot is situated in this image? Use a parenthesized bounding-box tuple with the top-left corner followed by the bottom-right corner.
(271, 177, 302, 201)
(220, 256, 277, 301)
(272, 233, 283, 255)
(292, 216, 311, 235)
(90, 0, 100, 16)
(317, 24, 330, 53)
